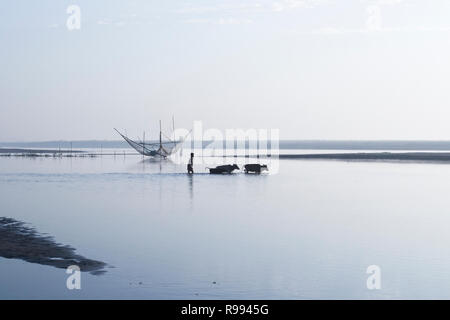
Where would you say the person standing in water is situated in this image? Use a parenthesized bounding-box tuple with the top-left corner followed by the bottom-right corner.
(187, 152, 194, 174)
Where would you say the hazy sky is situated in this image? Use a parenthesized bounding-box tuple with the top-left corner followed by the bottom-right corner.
(1, 0, 450, 141)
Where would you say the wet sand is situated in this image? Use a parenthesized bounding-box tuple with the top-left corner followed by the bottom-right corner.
(0, 217, 107, 275)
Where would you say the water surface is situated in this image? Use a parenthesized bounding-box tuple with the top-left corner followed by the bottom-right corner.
(1, 153, 450, 299)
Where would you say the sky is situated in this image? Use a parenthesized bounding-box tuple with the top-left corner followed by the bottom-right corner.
(1, 0, 450, 141)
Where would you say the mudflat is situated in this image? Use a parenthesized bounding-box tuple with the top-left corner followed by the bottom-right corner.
(0, 217, 107, 275)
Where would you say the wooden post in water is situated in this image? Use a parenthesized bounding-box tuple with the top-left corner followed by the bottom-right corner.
(159, 120, 163, 160)
(172, 116, 177, 150)
(143, 131, 145, 159)
(257, 138, 260, 159)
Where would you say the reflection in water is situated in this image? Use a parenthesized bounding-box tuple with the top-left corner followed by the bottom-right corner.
(0, 217, 107, 275)
(188, 174, 193, 201)
(134, 157, 174, 173)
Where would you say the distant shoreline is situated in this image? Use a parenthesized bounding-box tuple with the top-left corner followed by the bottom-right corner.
(5, 147, 450, 162)
(5, 140, 450, 151)
(277, 152, 450, 162)
(0, 148, 83, 154)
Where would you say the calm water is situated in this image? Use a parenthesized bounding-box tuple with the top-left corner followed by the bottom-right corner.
(1, 153, 450, 299)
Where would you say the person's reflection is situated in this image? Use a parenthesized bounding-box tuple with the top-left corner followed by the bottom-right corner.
(188, 174, 193, 202)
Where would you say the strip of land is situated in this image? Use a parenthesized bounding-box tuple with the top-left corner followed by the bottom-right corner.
(0, 148, 83, 154)
(4, 148, 450, 162)
(278, 152, 450, 161)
